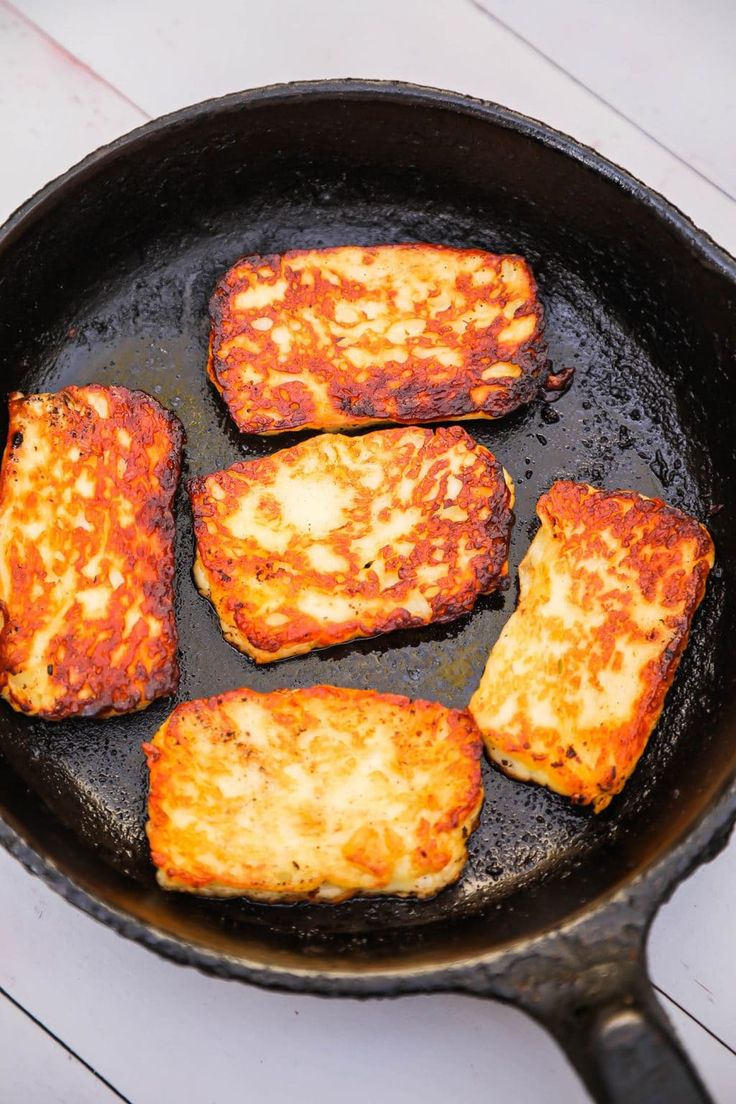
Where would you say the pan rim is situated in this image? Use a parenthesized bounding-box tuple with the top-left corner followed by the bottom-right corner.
(1, 78, 735, 274)
(2, 768, 734, 994)
(0, 78, 735, 990)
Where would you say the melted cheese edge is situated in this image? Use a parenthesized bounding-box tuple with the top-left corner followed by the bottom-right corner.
(469, 482, 714, 811)
(190, 426, 513, 662)
(145, 686, 484, 901)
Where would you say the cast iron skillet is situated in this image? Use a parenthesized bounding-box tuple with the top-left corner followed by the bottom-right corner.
(0, 81, 735, 1103)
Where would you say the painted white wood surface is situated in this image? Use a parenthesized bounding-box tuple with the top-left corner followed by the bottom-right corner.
(10, 0, 736, 253)
(650, 828, 736, 1052)
(0, 1, 145, 224)
(0, 987, 120, 1104)
(475, 0, 736, 199)
(2, 847, 736, 1104)
(0, 1, 735, 1100)
(0, 852, 589, 1104)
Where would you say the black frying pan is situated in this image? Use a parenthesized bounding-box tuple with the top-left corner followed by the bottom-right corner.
(0, 81, 734, 1104)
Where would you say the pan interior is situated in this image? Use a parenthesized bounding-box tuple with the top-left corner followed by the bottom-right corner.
(0, 90, 734, 965)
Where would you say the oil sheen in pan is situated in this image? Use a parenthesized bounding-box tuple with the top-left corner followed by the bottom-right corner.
(0, 188, 719, 938)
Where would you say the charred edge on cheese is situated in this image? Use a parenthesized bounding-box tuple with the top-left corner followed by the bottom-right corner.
(187, 425, 515, 663)
(207, 243, 545, 434)
(469, 481, 714, 813)
(144, 684, 484, 901)
(0, 385, 184, 720)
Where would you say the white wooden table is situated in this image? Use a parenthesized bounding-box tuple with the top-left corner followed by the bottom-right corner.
(1, 2, 735, 1100)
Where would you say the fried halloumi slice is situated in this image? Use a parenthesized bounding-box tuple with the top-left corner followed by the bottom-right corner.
(144, 684, 483, 901)
(189, 425, 514, 663)
(469, 481, 714, 812)
(0, 385, 183, 719)
(208, 243, 544, 433)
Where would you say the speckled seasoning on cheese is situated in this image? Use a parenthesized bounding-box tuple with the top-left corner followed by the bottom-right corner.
(0, 385, 183, 719)
(145, 684, 483, 901)
(189, 425, 514, 662)
(469, 481, 714, 811)
(208, 243, 544, 433)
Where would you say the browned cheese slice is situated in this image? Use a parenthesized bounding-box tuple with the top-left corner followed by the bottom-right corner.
(189, 425, 514, 662)
(0, 385, 183, 719)
(145, 685, 484, 901)
(208, 243, 544, 433)
(469, 481, 714, 811)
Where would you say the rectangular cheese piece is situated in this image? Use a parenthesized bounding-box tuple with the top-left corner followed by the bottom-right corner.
(144, 684, 483, 901)
(0, 385, 183, 719)
(469, 481, 714, 812)
(208, 243, 544, 433)
(189, 425, 514, 663)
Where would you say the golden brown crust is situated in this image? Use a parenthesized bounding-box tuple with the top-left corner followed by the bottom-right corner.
(188, 425, 514, 662)
(144, 684, 484, 901)
(0, 385, 183, 719)
(208, 243, 544, 433)
(469, 481, 714, 812)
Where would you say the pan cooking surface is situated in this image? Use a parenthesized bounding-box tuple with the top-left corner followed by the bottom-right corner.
(0, 168, 724, 941)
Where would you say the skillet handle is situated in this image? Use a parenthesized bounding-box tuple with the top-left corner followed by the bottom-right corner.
(459, 925, 713, 1104)
(532, 968, 713, 1104)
